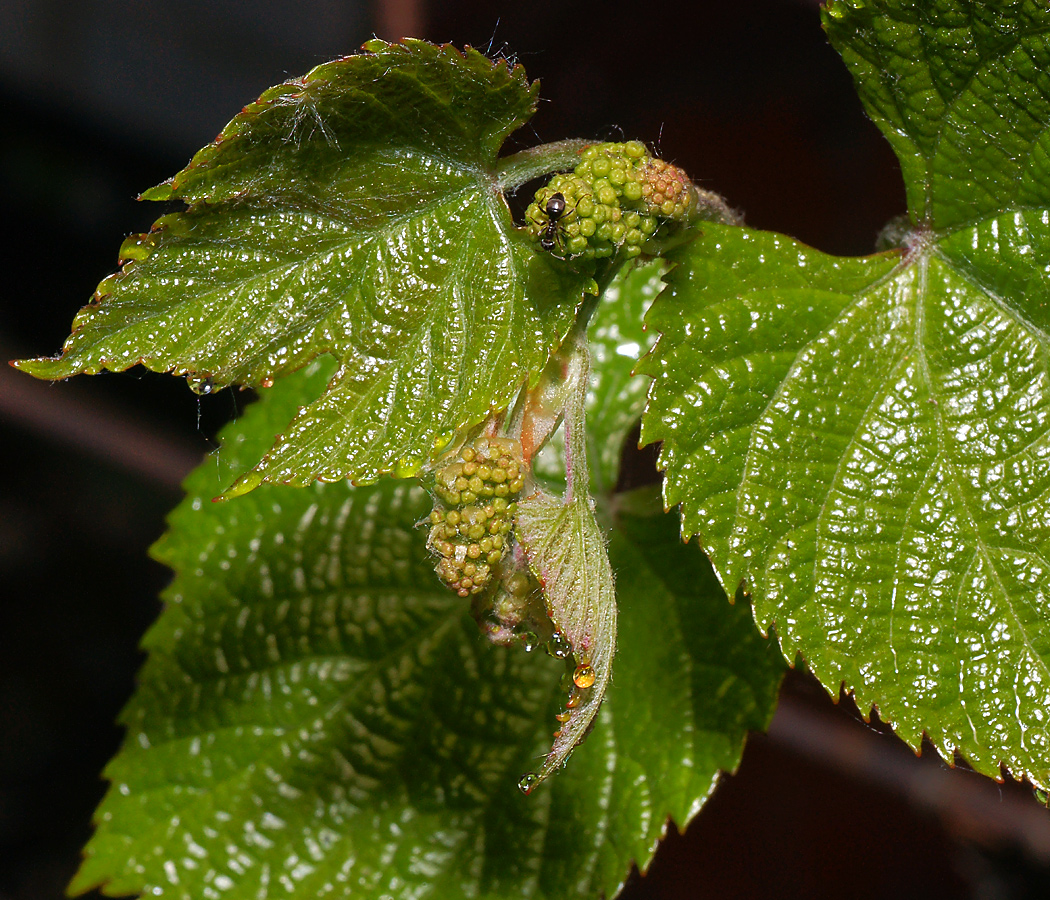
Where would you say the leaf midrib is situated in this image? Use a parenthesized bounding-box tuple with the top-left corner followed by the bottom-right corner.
(107, 598, 467, 820)
(255, 190, 531, 478)
(730, 239, 1050, 728)
(89, 182, 487, 378)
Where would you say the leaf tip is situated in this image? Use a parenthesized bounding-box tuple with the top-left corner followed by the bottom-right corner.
(65, 855, 112, 899)
(10, 355, 66, 379)
(361, 37, 392, 53)
(139, 182, 173, 202)
(219, 470, 264, 501)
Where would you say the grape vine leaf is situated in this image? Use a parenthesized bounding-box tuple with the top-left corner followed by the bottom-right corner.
(15, 40, 592, 491)
(640, 0, 1050, 786)
(510, 260, 667, 788)
(71, 342, 783, 900)
(515, 487, 618, 789)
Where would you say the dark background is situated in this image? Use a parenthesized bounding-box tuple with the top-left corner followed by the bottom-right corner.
(2, 1, 1049, 898)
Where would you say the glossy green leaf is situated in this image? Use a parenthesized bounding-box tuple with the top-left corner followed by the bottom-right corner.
(16, 41, 591, 491)
(73, 351, 782, 899)
(642, 213, 1050, 784)
(824, 0, 1050, 231)
(641, 0, 1050, 788)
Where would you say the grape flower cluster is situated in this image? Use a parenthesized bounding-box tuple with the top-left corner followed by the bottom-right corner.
(427, 437, 526, 597)
(525, 140, 699, 260)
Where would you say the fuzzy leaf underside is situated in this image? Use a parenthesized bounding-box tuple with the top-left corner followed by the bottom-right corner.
(71, 360, 784, 900)
(16, 41, 591, 489)
(515, 489, 617, 785)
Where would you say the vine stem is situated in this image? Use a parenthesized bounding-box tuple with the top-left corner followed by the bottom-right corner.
(572, 257, 626, 339)
(496, 139, 595, 192)
(559, 258, 628, 500)
(560, 338, 591, 503)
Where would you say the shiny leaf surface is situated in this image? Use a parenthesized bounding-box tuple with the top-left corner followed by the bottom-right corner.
(824, 0, 1050, 231)
(641, 0, 1050, 788)
(17, 41, 591, 491)
(642, 216, 1050, 784)
(73, 355, 782, 899)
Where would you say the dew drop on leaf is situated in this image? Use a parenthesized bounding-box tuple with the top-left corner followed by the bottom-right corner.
(546, 632, 573, 659)
(187, 375, 215, 395)
(573, 664, 596, 689)
(517, 772, 539, 795)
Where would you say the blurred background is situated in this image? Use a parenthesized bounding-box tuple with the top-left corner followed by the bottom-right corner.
(2, 0, 1049, 897)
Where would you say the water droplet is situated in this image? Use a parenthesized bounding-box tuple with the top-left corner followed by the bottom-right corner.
(546, 632, 572, 659)
(518, 772, 538, 794)
(521, 632, 540, 652)
(573, 664, 596, 689)
(187, 375, 214, 395)
(555, 711, 571, 723)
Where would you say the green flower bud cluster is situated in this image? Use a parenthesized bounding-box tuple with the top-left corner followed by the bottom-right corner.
(428, 437, 526, 598)
(525, 140, 697, 260)
(474, 566, 547, 646)
(639, 156, 696, 219)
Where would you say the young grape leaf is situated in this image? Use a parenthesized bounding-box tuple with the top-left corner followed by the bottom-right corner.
(641, 0, 1050, 787)
(506, 261, 664, 787)
(515, 487, 617, 789)
(72, 354, 782, 900)
(15, 41, 592, 491)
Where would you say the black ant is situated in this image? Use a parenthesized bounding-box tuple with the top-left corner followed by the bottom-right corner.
(540, 192, 568, 251)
